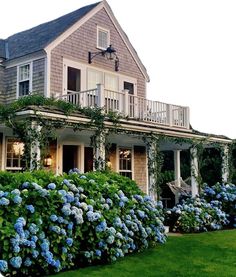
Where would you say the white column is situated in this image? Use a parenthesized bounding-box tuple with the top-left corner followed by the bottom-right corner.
(174, 150, 181, 203)
(30, 123, 41, 170)
(222, 145, 229, 183)
(147, 140, 157, 201)
(93, 131, 106, 171)
(190, 146, 199, 197)
(97, 84, 105, 108)
(123, 89, 129, 116)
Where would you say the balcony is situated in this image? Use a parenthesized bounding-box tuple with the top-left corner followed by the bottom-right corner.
(58, 84, 190, 129)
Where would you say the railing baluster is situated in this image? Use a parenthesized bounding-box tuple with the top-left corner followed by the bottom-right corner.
(57, 86, 189, 129)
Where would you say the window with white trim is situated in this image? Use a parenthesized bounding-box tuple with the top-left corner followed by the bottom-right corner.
(87, 69, 103, 89)
(18, 64, 31, 97)
(119, 148, 132, 179)
(97, 27, 110, 50)
(6, 138, 25, 170)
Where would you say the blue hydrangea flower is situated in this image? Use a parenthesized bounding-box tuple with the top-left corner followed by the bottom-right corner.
(50, 214, 58, 222)
(29, 223, 39, 234)
(32, 250, 39, 258)
(66, 238, 73, 247)
(10, 256, 22, 268)
(96, 221, 107, 232)
(95, 249, 101, 257)
(26, 205, 35, 213)
(0, 260, 8, 272)
(0, 191, 4, 197)
(67, 222, 74, 230)
(13, 195, 22, 204)
(13, 245, 21, 253)
(48, 183, 56, 190)
(62, 247, 68, 254)
(22, 182, 29, 188)
(80, 175, 87, 179)
(40, 241, 50, 252)
(0, 197, 10, 206)
(11, 189, 21, 195)
(57, 216, 64, 224)
(24, 257, 32, 267)
(50, 226, 61, 234)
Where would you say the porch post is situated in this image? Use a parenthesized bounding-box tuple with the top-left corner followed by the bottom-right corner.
(97, 84, 105, 108)
(190, 146, 199, 197)
(93, 130, 106, 171)
(147, 139, 157, 201)
(30, 122, 41, 170)
(222, 144, 229, 183)
(174, 150, 181, 203)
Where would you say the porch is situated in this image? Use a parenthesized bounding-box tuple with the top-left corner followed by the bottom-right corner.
(57, 84, 190, 130)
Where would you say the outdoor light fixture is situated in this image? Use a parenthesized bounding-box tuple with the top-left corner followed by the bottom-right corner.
(43, 154, 52, 167)
(88, 45, 119, 71)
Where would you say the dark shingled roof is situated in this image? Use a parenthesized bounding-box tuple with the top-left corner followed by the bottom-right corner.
(0, 39, 6, 59)
(5, 2, 100, 60)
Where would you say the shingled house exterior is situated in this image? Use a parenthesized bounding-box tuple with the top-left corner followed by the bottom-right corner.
(0, 1, 232, 201)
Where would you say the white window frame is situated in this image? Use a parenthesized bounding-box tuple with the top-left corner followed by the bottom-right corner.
(97, 26, 110, 50)
(63, 59, 137, 96)
(5, 137, 24, 171)
(17, 62, 33, 98)
(118, 147, 133, 179)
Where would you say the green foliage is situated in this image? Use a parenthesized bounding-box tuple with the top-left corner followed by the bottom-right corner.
(0, 170, 166, 276)
(0, 95, 121, 170)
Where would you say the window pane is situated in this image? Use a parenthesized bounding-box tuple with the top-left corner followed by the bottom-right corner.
(98, 29, 108, 49)
(105, 74, 118, 91)
(87, 69, 103, 90)
(67, 67, 81, 92)
(6, 139, 24, 169)
(119, 148, 132, 179)
(120, 172, 132, 179)
(19, 81, 29, 96)
(124, 82, 134, 95)
(19, 64, 30, 81)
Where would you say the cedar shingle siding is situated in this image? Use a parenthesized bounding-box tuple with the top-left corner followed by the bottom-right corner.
(51, 8, 146, 97)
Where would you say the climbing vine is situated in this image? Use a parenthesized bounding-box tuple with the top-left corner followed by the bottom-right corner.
(0, 95, 121, 170)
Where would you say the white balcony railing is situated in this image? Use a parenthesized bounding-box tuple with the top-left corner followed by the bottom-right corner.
(58, 84, 190, 129)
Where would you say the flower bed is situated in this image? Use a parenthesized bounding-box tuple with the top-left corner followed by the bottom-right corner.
(165, 197, 229, 233)
(203, 183, 236, 226)
(0, 170, 166, 276)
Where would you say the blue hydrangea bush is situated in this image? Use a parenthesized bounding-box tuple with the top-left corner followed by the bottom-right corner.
(202, 183, 236, 226)
(165, 197, 229, 233)
(0, 170, 166, 276)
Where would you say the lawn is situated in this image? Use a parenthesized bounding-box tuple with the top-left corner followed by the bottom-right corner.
(52, 229, 236, 277)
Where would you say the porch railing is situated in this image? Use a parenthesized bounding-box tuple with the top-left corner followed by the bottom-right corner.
(58, 84, 190, 129)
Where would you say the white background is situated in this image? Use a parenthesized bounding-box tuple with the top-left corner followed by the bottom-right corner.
(1, 0, 236, 138)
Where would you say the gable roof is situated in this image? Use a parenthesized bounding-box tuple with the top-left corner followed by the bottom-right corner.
(5, 2, 100, 60)
(2, 1, 149, 81)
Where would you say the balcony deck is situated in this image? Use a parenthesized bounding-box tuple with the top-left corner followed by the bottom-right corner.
(57, 84, 190, 129)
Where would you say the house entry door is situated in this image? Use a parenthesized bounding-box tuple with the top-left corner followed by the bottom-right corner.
(84, 147, 93, 172)
(62, 145, 78, 173)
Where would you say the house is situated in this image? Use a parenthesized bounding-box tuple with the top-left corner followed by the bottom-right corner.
(0, 0, 232, 202)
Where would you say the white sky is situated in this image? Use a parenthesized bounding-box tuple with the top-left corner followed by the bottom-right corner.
(1, 0, 236, 138)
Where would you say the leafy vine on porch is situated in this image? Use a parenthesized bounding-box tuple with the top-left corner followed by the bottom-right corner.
(0, 94, 121, 170)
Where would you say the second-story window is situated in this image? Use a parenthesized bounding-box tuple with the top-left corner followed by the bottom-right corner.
(18, 63, 31, 97)
(97, 27, 110, 50)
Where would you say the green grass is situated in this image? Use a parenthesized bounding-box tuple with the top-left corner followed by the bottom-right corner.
(53, 230, 236, 277)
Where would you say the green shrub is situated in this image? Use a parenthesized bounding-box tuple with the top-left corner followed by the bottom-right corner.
(0, 170, 166, 276)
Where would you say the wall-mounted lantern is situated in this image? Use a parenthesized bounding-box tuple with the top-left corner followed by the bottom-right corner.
(88, 45, 119, 71)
